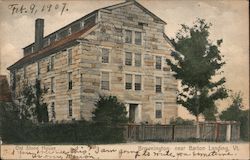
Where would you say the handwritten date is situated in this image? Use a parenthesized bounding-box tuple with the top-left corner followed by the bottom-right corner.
(8, 3, 69, 15)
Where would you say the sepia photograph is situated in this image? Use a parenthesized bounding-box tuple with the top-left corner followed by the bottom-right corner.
(0, 0, 249, 159)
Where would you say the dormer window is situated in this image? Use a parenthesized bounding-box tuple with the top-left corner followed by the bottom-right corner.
(80, 21, 84, 28)
(68, 28, 72, 35)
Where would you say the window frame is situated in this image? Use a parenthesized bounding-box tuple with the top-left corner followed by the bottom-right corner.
(134, 52, 142, 67)
(101, 71, 110, 90)
(135, 31, 142, 45)
(68, 72, 73, 90)
(51, 77, 55, 93)
(37, 61, 40, 76)
(101, 48, 110, 64)
(68, 99, 73, 117)
(125, 30, 132, 44)
(134, 74, 142, 91)
(23, 66, 27, 79)
(51, 102, 56, 119)
(155, 56, 162, 70)
(155, 76, 162, 93)
(125, 52, 133, 66)
(125, 74, 133, 90)
(155, 102, 163, 119)
(67, 48, 73, 66)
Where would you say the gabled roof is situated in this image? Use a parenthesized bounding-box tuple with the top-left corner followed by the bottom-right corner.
(102, 0, 166, 24)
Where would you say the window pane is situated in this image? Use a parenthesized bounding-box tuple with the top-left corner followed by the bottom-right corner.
(51, 102, 56, 119)
(102, 72, 109, 81)
(84, 15, 96, 28)
(23, 66, 26, 78)
(125, 52, 132, 66)
(155, 56, 162, 69)
(68, 49, 72, 65)
(135, 75, 141, 91)
(51, 77, 55, 93)
(155, 102, 162, 118)
(135, 53, 141, 67)
(68, 72, 72, 90)
(51, 56, 55, 70)
(125, 30, 132, 43)
(68, 100, 72, 117)
(156, 77, 162, 93)
(135, 31, 142, 45)
(101, 72, 109, 90)
(125, 74, 132, 90)
(102, 48, 109, 63)
(37, 62, 40, 75)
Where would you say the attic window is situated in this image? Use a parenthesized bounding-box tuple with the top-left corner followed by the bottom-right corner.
(84, 15, 96, 28)
(68, 28, 72, 35)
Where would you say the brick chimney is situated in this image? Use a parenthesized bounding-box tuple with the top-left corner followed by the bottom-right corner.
(34, 18, 44, 52)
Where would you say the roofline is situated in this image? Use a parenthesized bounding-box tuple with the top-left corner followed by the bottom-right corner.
(102, 0, 166, 24)
(8, 24, 98, 70)
(23, 0, 167, 49)
(23, 10, 98, 49)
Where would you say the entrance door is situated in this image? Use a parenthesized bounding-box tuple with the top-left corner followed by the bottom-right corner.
(129, 104, 137, 123)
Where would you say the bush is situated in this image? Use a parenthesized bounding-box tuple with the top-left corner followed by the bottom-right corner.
(170, 117, 195, 125)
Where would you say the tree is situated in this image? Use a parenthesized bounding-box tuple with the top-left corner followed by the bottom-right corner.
(220, 92, 249, 141)
(92, 95, 128, 125)
(170, 117, 194, 125)
(19, 79, 48, 123)
(220, 92, 243, 121)
(166, 19, 228, 138)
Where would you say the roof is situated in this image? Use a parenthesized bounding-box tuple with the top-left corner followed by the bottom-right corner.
(102, 0, 166, 24)
(8, 0, 168, 70)
(8, 24, 97, 70)
(0, 75, 12, 102)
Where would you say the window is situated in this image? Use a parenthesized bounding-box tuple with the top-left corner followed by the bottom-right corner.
(125, 52, 132, 66)
(101, 72, 110, 90)
(134, 75, 141, 91)
(68, 28, 72, 35)
(135, 31, 142, 45)
(125, 30, 132, 43)
(125, 74, 132, 90)
(51, 102, 56, 119)
(23, 66, 26, 79)
(155, 102, 162, 118)
(156, 77, 162, 93)
(135, 53, 142, 67)
(68, 49, 72, 65)
(68, 100, 72, 117)
(84, 15, 96, 28)
(37, 62, 40, 76)
(155, 56, 162, 70)
(102, 48, 109, 63)
(68, 72, 72, 90)
(80, 21, 84, 28)
(51, 56, 55, 70)
(51, 77, 55, 93)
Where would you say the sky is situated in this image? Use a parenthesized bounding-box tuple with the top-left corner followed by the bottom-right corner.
(0, 0, 249, 119)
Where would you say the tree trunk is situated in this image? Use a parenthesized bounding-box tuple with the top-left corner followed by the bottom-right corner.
(195, 87, 200, 140)
(196, 115, 200, 139)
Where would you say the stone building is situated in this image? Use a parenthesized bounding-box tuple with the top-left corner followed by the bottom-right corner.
(8, 0, 178, 124)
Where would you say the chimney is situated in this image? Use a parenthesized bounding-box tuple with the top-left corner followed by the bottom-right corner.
(34, 18, 44, 52)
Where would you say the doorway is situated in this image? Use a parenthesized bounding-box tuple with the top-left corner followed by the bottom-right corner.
(129, 104, 138, 123)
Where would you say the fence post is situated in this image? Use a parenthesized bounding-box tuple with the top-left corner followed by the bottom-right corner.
(216, 122, 220, 142)
(226, 123, 231, 142)
(172, 125, 175, 141)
